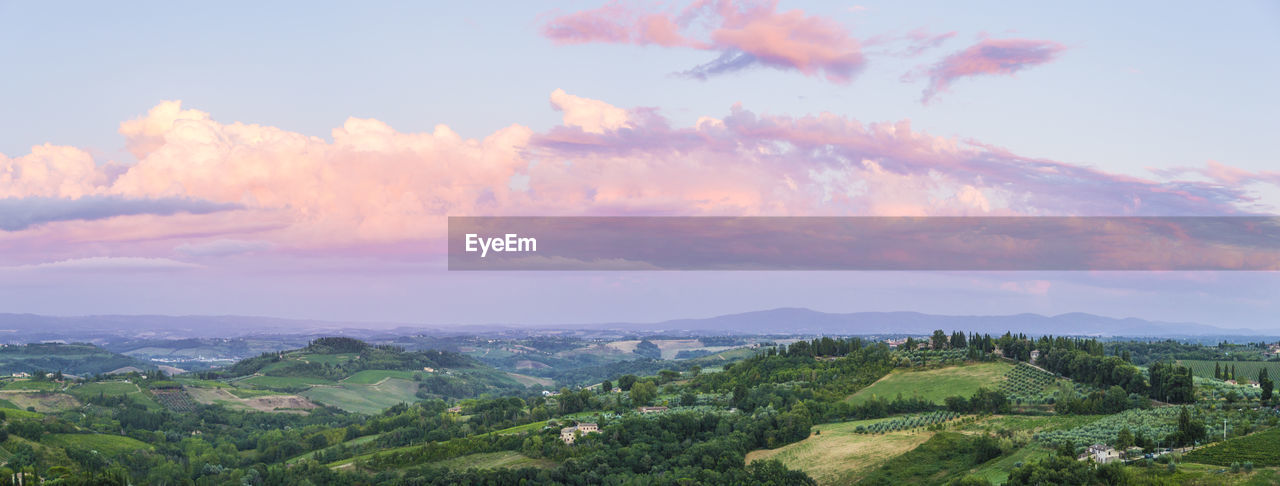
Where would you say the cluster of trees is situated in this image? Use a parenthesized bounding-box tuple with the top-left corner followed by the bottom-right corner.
(1055, 386, 1150, 415)
(1148, 361, 1196, 403)
(1108, 339, 1276, 365)
(781, 336, 867, 358)
(632, 339, 661, 359)
(1214, 362, 1238, 381)
(943, 387, 1011, 415)
(1035, 340, 1195, 404)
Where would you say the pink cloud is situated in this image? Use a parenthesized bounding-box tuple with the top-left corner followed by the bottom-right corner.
(1151, 160, 1280, 188)
(909, 38, 1065, 104)
(0, 92, 1259, 267)
(543, 0, 865, 83)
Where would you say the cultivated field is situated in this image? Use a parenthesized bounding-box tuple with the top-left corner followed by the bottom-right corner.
(0, 391, 81, 412)
(505, 372, 555, 388)
(42, 433, 152, 457)
(1179, 360, 1280, 383)
(67, 381, 162, 410)
(185, 386, 317, 413)
(428, 451, 557, 470)
(304, 378, 419, 414)
(241, 375, 334, 388)
(342, 369, 417, 385)
(746, 418, 934, 485)
(846, 361, 1013, 405)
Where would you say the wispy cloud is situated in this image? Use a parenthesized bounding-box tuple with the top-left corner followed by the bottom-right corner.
(4, 257, 202, 272)
(1150, 160, 1280, 188)
(543, 0, 866, 83)
(907, 38, 1065, 104)
(175, 239, 273, 257)
(0, 196, 241, 231)
(865, 28, 956, 57)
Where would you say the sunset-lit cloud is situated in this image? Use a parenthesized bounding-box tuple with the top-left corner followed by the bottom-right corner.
(543, 0, 866, 83)
(1150, 160, 1280, 188)
(0, 90, 1259, 268)
(908, 38, 1066, 104)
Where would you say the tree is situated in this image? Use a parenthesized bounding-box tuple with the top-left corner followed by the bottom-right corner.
(601, 380, 613, 393)
(630, 381, 657, 406)
(1116, 427, 1135, 449)
(1259, 368, 1274, 402)
(634, 340, 661, 359)
(617, 374, 638, 391)
(680, 391, 698, 407)
(1168, 406, 1206, 447)
(1215, 362, 1222, 380)
(931, 330, 949, 350)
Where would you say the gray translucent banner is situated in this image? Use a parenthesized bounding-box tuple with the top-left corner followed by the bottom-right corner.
(447, 217, 1280, 271)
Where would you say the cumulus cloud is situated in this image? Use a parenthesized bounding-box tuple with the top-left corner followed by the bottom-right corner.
(550, 89, 633, 134)
(0, 91, 1259, 266)
(544, 0, 866, 83)
(0, 196, 240, 231)
(908, 38, 1065, 104)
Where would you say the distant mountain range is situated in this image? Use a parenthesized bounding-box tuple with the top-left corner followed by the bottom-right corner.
(583, 308, 1264, 337)
(0, 308, 1269, 343)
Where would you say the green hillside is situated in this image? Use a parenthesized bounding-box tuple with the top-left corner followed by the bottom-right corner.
(0, 343, 151, 376)
(847, 361, 1013, 405)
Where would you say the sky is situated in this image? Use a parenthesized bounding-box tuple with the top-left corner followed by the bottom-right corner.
(1, 1, 1278, 330)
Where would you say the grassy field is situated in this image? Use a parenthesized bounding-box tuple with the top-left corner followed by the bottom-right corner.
(70, 381, 138, 396)
(1185, 427, 1280, 467)
(505, 372, 554, 388)
(427, 451, 556, 470)
(242, 375, 334, 388)
(2, 380, 59, 391)
(746, 418, 934, 485)
(0, 391, 81, 412)
(968, 444, 1052, 484)
(227, 387, 283, 399)
(342, 369, 417, 384)
(0, 406, 42, 419)
(174, 377, 231, 388)
(288, 434, 382, 464)
(1179, 360, 1280, 383)
(492, 420, 549, 435)
(42, 433, 152, 457)
(1127, 462, 1280, 485)
(67, 380, 161, 410)
(304, 378, 419, 414)
(846, 361, 1013, 405)
(298, 353, 359, 365)
(954, 414, 1105, 435)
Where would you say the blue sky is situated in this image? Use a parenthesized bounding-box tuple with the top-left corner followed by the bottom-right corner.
(0, 1, 1277, 329)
